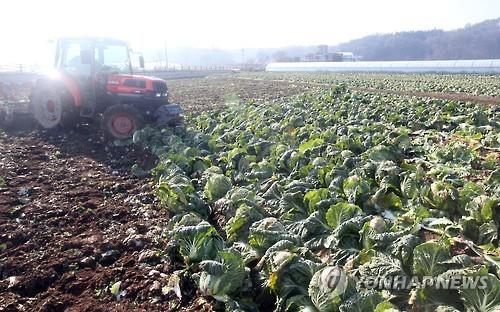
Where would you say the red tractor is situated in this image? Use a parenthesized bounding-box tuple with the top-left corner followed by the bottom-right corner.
(2, 37, 182, 139)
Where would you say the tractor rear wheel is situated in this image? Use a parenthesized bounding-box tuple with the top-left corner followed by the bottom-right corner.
(31, 84, 77, 129)
(102, 104, 144, 140)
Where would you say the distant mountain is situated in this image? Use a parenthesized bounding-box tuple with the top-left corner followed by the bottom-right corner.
(141, 18, 500, 66)
(332, 18, 500, 61)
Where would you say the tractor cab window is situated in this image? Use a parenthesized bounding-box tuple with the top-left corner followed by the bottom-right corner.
(100, 45, 131, 74)
(60, 42, 96, 78)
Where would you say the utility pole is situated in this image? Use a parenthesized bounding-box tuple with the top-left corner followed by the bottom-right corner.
(164, 40, 168, 70)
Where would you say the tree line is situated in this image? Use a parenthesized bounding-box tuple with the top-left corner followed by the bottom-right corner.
(333, 18, 500, 61)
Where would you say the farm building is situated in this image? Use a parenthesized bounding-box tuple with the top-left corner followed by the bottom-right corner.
(304, 45, 360, 62)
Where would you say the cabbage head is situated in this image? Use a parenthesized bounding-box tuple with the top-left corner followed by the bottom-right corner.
(204, 173, 232, 201)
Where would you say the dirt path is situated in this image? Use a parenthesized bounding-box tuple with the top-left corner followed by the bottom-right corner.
(234, 76, 500, 105)
(353, 87, 500, 106)
(0, 128, 211, 312)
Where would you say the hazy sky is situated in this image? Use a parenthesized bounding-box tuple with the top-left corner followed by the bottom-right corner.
(1, 0, 499, 64)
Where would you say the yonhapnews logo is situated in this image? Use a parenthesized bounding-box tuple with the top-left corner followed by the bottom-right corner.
(320, 266, 489, 292)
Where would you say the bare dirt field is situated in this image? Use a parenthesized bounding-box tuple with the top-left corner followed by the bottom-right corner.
(167, 76, 317, 112)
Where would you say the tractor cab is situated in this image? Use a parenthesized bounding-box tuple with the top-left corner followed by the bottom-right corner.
(31, 37, 182, 139)
(56, 37, 134, 78)
(54, 37, 137, 117)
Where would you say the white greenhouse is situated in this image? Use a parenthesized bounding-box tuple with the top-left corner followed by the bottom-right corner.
(266, 59, 500, 74)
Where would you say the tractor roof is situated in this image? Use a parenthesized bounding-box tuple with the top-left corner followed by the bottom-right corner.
(57, 37, 129, 46)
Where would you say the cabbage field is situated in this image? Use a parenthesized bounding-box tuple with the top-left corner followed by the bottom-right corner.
(0, 75, 498, 311)
(239, 72, 500, 98)
(131, 83, 500, 311)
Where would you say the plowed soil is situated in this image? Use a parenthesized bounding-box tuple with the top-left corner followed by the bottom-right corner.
(167, 76, 317, 112)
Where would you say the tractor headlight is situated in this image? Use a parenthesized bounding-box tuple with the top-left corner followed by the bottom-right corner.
(156, 93, 162, 97)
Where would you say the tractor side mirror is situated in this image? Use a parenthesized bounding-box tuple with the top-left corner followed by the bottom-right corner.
(80, 50, 93, 65)
(139, 55, 145, 69)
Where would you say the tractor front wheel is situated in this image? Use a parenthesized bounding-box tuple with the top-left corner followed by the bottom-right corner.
(102, 104, 144, 140)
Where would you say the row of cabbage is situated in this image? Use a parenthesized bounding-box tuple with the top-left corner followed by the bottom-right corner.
(133, 86, 499, 311)
(239, 72, 500, 98)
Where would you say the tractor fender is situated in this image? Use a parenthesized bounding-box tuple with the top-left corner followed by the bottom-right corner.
(60, 74, 82, 107)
